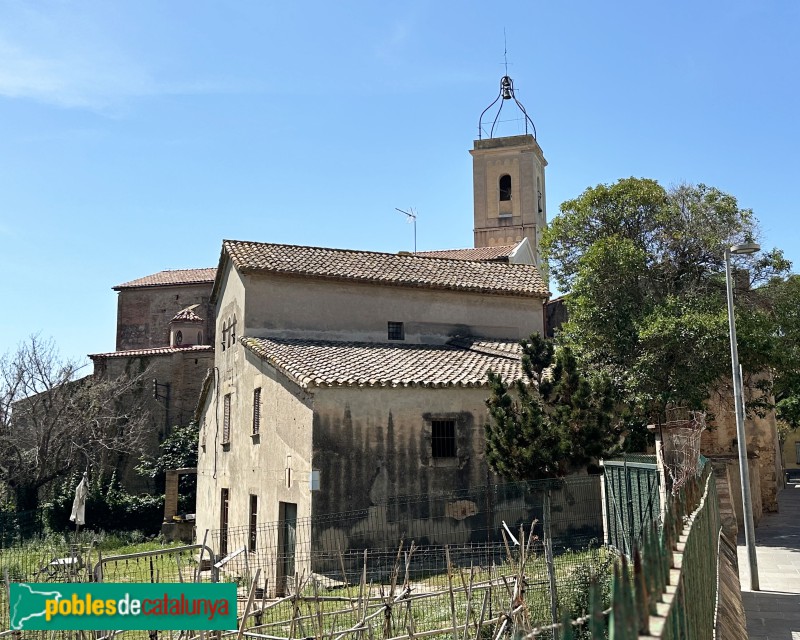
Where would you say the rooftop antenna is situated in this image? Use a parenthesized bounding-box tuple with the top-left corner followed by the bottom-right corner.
(504, 27, 509, 76)
(395, 207, 417, 254)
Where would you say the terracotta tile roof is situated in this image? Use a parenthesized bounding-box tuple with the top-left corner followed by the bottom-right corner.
(221, 240, 549, 298)
(240, 336, 522, 389)
(447, 336, 523, 358)
(415, 245, 518, 261)
(171, 306, 204, 323)
(89, 345, 214, 359)
(114, 268, 216, 290)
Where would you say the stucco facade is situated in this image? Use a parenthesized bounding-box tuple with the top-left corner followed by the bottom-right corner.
(241, 273, 544, 344)
(195, 239, 549, 591)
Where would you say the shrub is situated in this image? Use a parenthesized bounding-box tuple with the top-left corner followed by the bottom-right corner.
(43, 472, 163, 535)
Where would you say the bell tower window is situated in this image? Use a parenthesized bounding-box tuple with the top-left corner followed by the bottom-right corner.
(499, 174, 512, 201)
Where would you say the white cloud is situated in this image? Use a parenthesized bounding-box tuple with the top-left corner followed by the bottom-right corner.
(0, 38, 156, 109)
(0, 5, 241, 112)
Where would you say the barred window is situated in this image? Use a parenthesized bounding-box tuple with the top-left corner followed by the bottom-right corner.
(431, 420, 456, 458)
(223, 393, 231, 445)
(388, 321, 404, 341)
(249, 494, 258, 552)
(252, 388, 261, 436)
(220, 488, 230, 556)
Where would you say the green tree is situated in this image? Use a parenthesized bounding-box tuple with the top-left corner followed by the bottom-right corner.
(762, 275, 800, 429)
(485, 334, 620, 480)
(541, 178, 792, 427)
(136, 421, 199, 513)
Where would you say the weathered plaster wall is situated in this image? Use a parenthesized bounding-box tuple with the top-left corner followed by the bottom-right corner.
(242, 274, 545, 344)
(782, 427, 800, 474)
(195, 342, 314, 592)
(311, 386, 491, 518)
(116, 284, 214, 351)
(197, 264, 314, 591)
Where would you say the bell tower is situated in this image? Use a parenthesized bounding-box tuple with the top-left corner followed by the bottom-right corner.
(471, 75, 547, 271)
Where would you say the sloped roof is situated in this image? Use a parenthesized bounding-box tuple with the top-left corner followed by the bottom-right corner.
(240, 336, 522, 389)
(218, 240, 549, 299)
(415, 245, 518, 261)
(114, 268, 216, 290)
(171, 306, 204, 323)
(447, 336, 523, 358)
(89, 345, 213, 359)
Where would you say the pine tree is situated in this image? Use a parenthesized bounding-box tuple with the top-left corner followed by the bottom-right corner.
(485, 334, 619, 480)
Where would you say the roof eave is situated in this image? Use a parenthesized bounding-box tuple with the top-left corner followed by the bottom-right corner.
(236, 267, 549, 299)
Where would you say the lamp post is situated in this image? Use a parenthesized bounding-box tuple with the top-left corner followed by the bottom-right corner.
(724, 242, 760, 591)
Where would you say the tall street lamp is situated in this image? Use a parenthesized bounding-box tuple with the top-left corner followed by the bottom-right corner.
(724, 242, 760, 591)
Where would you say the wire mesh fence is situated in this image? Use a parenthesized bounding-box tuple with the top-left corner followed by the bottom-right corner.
(206, 475, 609, 633)
(0, 476, 614, 638)
(601, 456, 660, 556)
(236, 539, 615, 639)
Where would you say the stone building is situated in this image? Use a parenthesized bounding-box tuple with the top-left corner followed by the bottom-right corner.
(193, 239, 549, 587)
(188, 75, 556, 588)
(113, 268, 217, 352)
(88, 268, 216, 491)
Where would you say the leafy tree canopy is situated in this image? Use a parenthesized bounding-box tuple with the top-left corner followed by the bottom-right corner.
(485, 334, 620, 480)
(762, 275, 800, 428)
(541, 178, 794, 426)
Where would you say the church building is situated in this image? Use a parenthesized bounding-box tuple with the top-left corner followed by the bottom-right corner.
(190, 75, 553, 590)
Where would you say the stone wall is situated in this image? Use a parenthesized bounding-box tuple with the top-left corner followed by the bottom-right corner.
(116, 283, 214, 351)
(92, 349, 213, 492)
(702, 380, 781, 514)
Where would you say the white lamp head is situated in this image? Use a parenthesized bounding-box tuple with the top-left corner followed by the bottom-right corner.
(730, 242, 761, 255)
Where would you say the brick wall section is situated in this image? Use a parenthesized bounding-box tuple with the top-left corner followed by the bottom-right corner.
(116, 284, 214, 351)
(92, 349, 214, 492)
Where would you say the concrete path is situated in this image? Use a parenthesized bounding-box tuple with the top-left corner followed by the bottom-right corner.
(738, 480, 800, 639)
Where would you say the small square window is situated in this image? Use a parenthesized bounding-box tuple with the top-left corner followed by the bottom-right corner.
(388, 321, 404, 341)
(432, 420, 456, 458)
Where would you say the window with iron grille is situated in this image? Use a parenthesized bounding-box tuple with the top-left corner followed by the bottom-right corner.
(249, 494, 258, 552)
(222, 393, 231, 444)
(388, 321, 404, 341)
(431, 419, 456, 458)
(252, 388, 261, 436)
(220, 488, 230, 556)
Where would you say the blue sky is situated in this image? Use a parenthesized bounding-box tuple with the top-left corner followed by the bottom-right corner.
(1, 1, 798, 366)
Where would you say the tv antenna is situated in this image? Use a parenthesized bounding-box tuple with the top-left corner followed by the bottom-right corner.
(395, 207, 417, 254)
